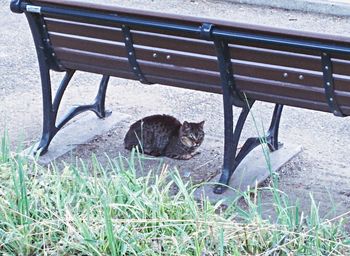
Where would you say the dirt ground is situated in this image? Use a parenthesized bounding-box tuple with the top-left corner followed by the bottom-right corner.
(1, 0, 350, 221)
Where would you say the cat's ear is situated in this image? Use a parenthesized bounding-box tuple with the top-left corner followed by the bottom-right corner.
(199, 121, 205, 129)
(182, 121, 190, 131)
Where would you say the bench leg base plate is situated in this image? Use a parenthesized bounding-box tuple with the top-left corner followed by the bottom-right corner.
(194, 144, 303, 204)
(23, 112, 130, 165)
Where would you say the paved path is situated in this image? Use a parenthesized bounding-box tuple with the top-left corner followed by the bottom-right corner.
(227, 0, 350, 17)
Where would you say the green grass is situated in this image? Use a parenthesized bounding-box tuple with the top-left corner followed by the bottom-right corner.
(0, 134, 349, 255)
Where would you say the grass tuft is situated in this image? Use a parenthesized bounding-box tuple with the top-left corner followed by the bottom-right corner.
(0, 134, 349, 255)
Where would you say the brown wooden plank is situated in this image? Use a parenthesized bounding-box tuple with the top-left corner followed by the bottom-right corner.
(60, 60, 221, 94)
(333, 59, 350, 76)
(234, 64, 350, 92)
(244, 91, 350, 115)
(50, 34, 126, 57)
(145, 75, 221, 94)
(60, 61, 136, 80)
(244, 91, 330, 112)
(132, 31, 215, 56)
(45, 18, 124, 42)
(55, 48, 130, 72)
(55, 48, 220, 85)
(235, 76, 350, 106)
(230, 45, 319, 71)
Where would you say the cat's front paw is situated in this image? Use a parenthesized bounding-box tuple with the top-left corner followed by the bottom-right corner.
(181, 154, 193, 160)
(183, 151, 201, 160)
(169, 152, 200, 160)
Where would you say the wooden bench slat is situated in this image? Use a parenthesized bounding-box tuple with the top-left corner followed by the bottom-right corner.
(50, 34, 127, 57)
(231, 45, 319, 71)
(145, 75, 222, 93)
(233, 47, 349, 77)
(235, 64, 350, 93)
(45, 18, 123, 42)
(333, 59, 350, 76)
(236, 76, 350, 105)
(55, 48, 221, 85)
(60, 60, 222, 94)
(60, 61, 136, 80)
(55, 48, 130, 72)
(244, 91, 350, 115)
(140, 63, 220, 85)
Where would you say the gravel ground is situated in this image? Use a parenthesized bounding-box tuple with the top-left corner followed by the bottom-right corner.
(1, 0, 350, 221)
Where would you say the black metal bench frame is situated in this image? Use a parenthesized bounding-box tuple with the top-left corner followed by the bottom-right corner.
(10, 0, 349, 194)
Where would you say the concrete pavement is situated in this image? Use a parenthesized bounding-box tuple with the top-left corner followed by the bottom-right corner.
(227, 0, 350, 16)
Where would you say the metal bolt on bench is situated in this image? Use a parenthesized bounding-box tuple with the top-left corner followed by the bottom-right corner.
(10, 0, 350, 194)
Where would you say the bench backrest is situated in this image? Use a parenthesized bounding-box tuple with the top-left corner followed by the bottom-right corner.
(23, 0, 350, 115)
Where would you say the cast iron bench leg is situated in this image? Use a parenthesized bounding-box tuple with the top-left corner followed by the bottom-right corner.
(213, 36, 284, 194)
(266, 104, 284, 151)
(92, 75, 111, 118)
(36, 70, 74, 155)
(214, 103, 284, 194)
(36, 73, 111, 155)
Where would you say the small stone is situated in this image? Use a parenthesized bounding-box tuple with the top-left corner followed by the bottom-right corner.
(183, 171, 191, 178)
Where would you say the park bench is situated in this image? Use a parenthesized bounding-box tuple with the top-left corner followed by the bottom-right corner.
(11, 0, 350, 194)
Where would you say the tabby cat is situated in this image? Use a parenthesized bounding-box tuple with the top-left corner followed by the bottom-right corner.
(124, 114, 205, 160)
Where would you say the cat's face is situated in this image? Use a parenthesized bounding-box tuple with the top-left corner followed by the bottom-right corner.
(179, 121, 205, 148)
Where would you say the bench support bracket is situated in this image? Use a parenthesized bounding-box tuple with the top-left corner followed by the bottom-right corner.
(321, 52, 344, 117)
(214, 38, 246, 108)
(121, 25, 151, 84)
